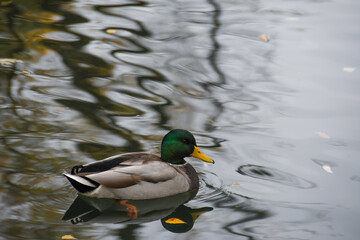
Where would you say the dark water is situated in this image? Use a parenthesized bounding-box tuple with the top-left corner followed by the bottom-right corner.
(1, 0, 359, 239)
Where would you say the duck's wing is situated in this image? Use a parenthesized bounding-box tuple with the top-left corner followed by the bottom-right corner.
(64, 153, 180, 193)
(85, 160, 179, 188)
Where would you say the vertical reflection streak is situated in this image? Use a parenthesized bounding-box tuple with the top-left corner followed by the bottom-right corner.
(206, 0, 226, 88)
(203, 0, 226, 131)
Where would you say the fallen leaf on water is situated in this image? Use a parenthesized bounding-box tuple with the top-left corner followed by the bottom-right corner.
(322, 165, 333, 174)
(260, 34, 269, 42)
(0, 58, 23, 65)
(228, 184, 241, 187)
(315, 131, 331, 139)
(106, 29, 117, 34)
(62, 235, 77, 240)
(22, 70, 31, 74)
(343, 67, 356, 73)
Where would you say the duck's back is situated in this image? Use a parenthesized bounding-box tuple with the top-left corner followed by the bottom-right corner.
(72, 152, 160, 175)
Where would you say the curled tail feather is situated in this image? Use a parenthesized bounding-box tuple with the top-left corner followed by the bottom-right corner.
(64, 173, 99, 193)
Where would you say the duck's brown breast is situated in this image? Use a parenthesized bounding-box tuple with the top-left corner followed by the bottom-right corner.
(175, 163, 199, 190)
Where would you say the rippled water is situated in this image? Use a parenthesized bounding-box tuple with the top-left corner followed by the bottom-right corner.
(1, 0, 359, 239)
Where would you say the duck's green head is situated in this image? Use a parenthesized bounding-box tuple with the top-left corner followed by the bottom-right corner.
(161, 129, 214, 164)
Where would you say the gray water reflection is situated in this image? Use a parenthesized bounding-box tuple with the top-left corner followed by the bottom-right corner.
(1, 0, 360, 239)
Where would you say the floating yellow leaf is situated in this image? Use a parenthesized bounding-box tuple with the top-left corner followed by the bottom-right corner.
(62, 235, 77, 240)
(315, 131, 331, 139)
(22, 70, 31, 74)
(261, 34, 269, 42)
(106, 29, 117, 34)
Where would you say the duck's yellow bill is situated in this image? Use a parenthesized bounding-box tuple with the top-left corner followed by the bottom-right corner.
(191, 146, 214, 164)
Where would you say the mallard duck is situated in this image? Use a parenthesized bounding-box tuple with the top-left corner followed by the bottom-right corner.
(64, 129, 214, 200)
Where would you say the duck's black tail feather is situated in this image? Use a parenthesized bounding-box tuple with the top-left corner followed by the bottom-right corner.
(64, 173, 100, 193)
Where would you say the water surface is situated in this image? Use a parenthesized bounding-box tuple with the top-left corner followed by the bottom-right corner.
(0, 0, 359, 239)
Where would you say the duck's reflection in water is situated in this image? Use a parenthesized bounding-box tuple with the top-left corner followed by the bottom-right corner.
(63, 189, 212, 233)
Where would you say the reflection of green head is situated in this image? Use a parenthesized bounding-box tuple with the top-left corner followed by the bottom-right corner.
(161, 205, 194, 233)
(161, 205, 213, 233)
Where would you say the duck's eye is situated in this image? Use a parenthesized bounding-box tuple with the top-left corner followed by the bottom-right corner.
(182, 139, 190, 144)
